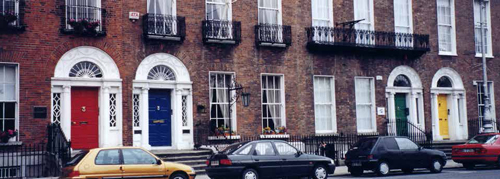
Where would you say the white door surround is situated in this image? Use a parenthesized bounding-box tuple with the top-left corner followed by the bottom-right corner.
(51, 46, 123, 148)
(386, 66, 425, 134)
(430, 67, 468, 141)
(132, 53, 193, 150)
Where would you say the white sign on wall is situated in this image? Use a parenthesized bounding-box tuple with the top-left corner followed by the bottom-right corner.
(129, 12, 140, 20)
(377, 107, 386, 116)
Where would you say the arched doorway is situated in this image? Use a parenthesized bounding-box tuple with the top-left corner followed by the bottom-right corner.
(132, 53, 193, 150)
(51, 46, 123, 149)
(431, 67, 468, 141)
(386, 66, 425, 135)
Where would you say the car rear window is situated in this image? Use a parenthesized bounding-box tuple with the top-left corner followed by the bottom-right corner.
(468, 135, 499, 144)
(353, 138, 378, 151)
(221, 142, 248, 154)
(65, 151, 89, 167)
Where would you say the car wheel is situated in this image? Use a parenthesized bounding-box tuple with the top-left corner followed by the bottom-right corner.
(312, 165, 328, 179)
(429, 159, 443, 173)
(463, 163, 475, 170)
(375, 161, 390, 176)
(242, 168, 259, 179)
(349, 167, 363, 177)
(402, 168, 414, 174)
(171, 173, 188, 179)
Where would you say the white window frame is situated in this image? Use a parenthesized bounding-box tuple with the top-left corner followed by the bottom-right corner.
(473, 0, 493, 58)
(147, 0, 176, 16)
(209, 71, 237, 132)
(474, 80, 496, 130)
(311, 0, 333, 27)
(436, 0, 457, 56)
(205, 0, 232, 21)
(1, 0, 19, 25)
(0, 63, 19, 140)
(258, 0, 282, 25)
(355, 77, 376, 133)
(261, 73, 286, 131)
(313, 75, 337, 134)
(393, 0, 413, 34)
(65, 0, 103, 30)
(353, 0, 375, 31)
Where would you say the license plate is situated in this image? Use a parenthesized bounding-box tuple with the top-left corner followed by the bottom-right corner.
(352, 162, 362, 166)
(462, 149, 474, 153)
(211, 161, 219, 166)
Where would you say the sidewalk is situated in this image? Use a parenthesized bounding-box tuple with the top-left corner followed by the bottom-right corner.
(195, 160, 462, 179)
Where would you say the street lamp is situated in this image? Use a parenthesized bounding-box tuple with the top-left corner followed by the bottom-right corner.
(242, 90, 250, 107)
(480, 0, 494, 133)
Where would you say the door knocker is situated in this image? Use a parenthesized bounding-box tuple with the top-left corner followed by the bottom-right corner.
(82, 106, 86, 112)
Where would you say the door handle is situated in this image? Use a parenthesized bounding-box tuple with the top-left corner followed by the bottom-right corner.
(254, 159, 260, 162)
(120, 166, 123, 171)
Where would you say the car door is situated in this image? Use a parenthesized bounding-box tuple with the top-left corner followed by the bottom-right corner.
(85, 149, 123, 179)
(395, 138, 421, 168)
(379, 137, 401, 168)
(121, 148, 167, 178)
(274, 142, 312, 177)
(251, 142, 282, 178)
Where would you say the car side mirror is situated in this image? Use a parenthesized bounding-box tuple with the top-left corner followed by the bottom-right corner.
(418, 146, 423, 151)
(156, 159, 162, 165)
(296, 151, 302, 157)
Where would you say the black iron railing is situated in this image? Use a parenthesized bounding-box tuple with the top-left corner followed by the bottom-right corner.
(47, 123, 71, 167)
(306, 27, 430, 52)
(0, 0, 24, 32)
(255, 24, 292, 47)
(202, 20, 241, 44)
(143, 14, 185, 41)
(386, 119, 432, 147)
(61, 5, 106, 36)
(468, 118, 499, 139)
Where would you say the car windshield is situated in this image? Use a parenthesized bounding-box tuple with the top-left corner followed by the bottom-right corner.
(467, 135, 499, 144)
(352, 138, 378, 151)
(65, 150, 89, 167)
(221, 142, 248, 154)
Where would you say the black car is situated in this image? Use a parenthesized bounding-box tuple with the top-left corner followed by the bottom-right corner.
(345, 136, 447, 177)
(206, 140, 336, 179)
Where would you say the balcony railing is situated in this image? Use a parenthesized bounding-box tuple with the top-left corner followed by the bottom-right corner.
(61, 5, 106, 36)
(255, 24, 292, 47)
(202, 20, 241, 44)
(306, 27, 430, 55)
(143, 14, 185, 42)
(0, 0, 24, 32)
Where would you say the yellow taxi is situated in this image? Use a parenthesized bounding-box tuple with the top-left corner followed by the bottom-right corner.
(60, 147, 196, 179)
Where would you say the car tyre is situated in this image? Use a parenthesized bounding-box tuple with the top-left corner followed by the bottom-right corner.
(429, 159, 443, 173)
(242, 168, 259, 179)
(374, 161, 390, 176)
(349, 167, 363, 177)
(312, 165, 328, 179)
(402, 168, 414, 174)
(463, 163, 475, 170)
(171, 173, 188, 179)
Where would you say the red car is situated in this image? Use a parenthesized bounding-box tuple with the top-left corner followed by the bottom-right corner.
(452, 133, 500, 169)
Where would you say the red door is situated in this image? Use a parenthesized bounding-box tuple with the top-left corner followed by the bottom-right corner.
(71, 87, 99, 149)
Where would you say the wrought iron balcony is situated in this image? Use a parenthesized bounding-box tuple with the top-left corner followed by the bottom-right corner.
(255, 24, 292, 48)
(306, 27, 430, 56)
(143, 14, 185, 42)
(0, 0, 25, 33)
(202, 20, 241, 44)
(61, 5, 106, 36)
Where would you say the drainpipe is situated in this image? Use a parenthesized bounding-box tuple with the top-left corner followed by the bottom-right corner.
(480, 0, 494, 133)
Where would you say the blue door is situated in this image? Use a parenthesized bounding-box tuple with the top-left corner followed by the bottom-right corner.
(149, 89, 172, 146)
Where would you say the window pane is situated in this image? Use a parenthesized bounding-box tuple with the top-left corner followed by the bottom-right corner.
(254, 142, 275, 156)
(122, 149, 157, 165)
(382, 138, 399, 150)
(395, 138, 419, 150)
(95, 150, 121, 165)
(237, 145, 253, 155)
(4, 103, 14, 119)
(275, 142, 298, 155)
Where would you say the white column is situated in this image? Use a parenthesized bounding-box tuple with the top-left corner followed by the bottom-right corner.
(410, 92, 418, 125)
(101, 86, 110, 147)
(141, 87, 151, 150)
(62, 85, 71, 140)
(174, 89, 184, 149)
(431, 93, 442, 140)
(460, 94, 469, 138)
(117, 87, 123, 146)
(387, 92, 396, 134)
(450, 93, 460, 140)
(187, 89, 194, 149)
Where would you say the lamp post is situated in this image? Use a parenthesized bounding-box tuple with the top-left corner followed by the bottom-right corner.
(480, 0, 494, 133)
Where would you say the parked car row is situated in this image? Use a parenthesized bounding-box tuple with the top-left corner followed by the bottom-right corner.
(59, 134, 500, 179)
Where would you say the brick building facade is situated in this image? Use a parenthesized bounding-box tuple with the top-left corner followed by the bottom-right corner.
(0, 0, 499, 149)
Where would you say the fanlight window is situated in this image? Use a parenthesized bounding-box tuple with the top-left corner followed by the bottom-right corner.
(393, 75, 411, 87)
(437, 76, 452, 88)
(69, 61, 103, 78)
(147, 65, 176, 81)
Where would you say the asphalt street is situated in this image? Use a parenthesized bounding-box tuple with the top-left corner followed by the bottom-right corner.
(330, 167, 500, 179)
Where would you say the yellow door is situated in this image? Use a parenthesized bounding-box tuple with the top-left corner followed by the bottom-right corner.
(438, 95, 450, 139)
